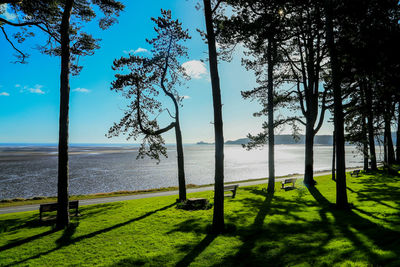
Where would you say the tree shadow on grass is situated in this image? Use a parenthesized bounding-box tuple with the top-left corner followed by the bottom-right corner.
(0, 214, 54, 233)
(7, 202, 176, 266)
(215, 189, 335, 266)
(350, 172, 400, 209)
(172, 191, 278, 266)
(0, 202, 124, 253)
(232, 190, 274, 261)
(167, 218, 208, 236)
(307, 185, 400, 266)
(175, 234, 217, 267)
(0, 228, 57, 252)
(347, 185, 400, 211)
(79, 202, 124, 218)
(215, 183, 400, 266)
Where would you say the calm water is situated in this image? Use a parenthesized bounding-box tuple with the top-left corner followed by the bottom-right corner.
(0, 144, 370, 199)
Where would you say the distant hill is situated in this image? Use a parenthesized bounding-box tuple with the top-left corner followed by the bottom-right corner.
(198, 135, 334, 145)
(225, 138, 250, 145)
(196, 141, 214, 145)
(225, 135, 335, 145)
(197, 133, 398, 146)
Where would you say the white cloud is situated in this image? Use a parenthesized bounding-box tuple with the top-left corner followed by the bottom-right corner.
(22, 84, 45, 94)
(134, 47, 148, 54)
(1, 4, 17, 21)
(181, 60, 208, 79)
(15, 84, 21, 88)
(182, 95, 190, 100)
(72, 88, 90, 93)
(123, 47, 149, 55)
(0, 92, 10, 96)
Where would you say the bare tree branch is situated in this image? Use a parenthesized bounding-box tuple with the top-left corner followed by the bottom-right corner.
(1, 26, 26, 63)
(211, 0, 222, 14)
(0, 17, 61, 43)
(165, 108, 176, 119)
(314, 88, 327, 133)
(136, 87, 176, 136)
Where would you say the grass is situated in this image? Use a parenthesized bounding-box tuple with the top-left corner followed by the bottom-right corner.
(1, 171, 400, 266)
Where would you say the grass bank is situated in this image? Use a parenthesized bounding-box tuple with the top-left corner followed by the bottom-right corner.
(1, 171, 399, 266)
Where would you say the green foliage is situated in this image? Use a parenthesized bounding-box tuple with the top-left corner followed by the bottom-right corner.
(0, 0, 124, 68)
(108, 9, 190, 162)
(1, 172, 400, 266)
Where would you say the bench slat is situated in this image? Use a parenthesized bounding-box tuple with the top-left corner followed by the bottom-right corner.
(223, 184, 238, 198)
(281, 178, 296, 189)
(39, 200, 79, 221)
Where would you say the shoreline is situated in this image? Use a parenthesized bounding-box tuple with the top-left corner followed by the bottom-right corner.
(0, 166, 363, 211)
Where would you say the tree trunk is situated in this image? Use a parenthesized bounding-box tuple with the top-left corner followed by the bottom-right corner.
(304, 122, 315, 186)
(56, 0, 73, 229)
(365, 83, 377, 170)
(360, 86, 369, 171)
(396, 103, 400, 163)
(385, 114, 395, 165)
(363, 116, 369, 171)
(175, 118, 187, 201)
(384, 130, 388, 164)
(325, 0, 348, 209)
(267, 38, 275, 193)
(203, 0, 225, 233)
(332, 130, 336, 180)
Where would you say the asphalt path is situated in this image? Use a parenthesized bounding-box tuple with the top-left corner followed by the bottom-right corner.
(0, 169, 356, 215)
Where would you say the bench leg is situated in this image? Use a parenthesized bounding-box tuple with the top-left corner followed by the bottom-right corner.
(40, 211, 42, 222)
(232, 190, 236, 198)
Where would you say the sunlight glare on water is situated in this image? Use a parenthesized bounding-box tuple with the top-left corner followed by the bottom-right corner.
(0, 144, 368, 199)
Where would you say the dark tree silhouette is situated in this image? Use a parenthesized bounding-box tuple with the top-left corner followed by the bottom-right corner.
(1, 0, 124, 228)
(109, 10, 190, 202)
(216, 0, 289, 193)
(335, 0, 400, 170)
(202, 0, 225, 233)
(324, 0, 348, 209)
(281, 1, 329, 187)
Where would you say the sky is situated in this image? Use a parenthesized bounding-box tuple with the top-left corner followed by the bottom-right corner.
(0, 0, 334, 144)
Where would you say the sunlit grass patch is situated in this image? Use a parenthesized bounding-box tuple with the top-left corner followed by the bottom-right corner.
(1, 171, 399, 266)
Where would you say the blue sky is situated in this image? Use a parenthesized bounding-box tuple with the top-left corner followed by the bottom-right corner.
(0, 0, 333, 144)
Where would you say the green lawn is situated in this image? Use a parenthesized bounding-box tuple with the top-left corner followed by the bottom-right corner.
(1, 172, 400, 266)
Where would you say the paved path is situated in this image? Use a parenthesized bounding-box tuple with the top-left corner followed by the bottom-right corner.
(0, 169, 353, 215)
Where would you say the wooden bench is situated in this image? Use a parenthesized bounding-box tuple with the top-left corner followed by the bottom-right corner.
(224, 184, 239, 198)
(281, 178, 296, 189)
(39, 200, 79, 221)
(350, 170, 361, 177)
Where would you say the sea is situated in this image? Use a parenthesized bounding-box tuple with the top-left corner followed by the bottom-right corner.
(0, 143, 378, 200)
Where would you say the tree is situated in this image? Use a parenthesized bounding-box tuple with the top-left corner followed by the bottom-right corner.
(216, 0, 288, 193)
(109, 10, 190, 202)
(324, 0, 348, 209)
(202, 0, 225, 233)
(396, 103, 400, 164)
(0, 2, 58, 63)
(277, 0, 329, 186)
(2, 0, 124, 228)
(337, 0, 400, 170)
